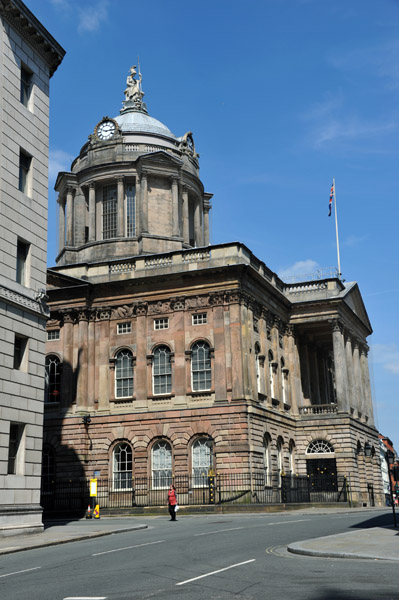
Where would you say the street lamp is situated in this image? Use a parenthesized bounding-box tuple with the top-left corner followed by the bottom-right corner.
(364, 442, 372, 457)
(385, 450, 397, 528)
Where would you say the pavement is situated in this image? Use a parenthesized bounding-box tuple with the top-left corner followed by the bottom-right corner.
(0, 507, 398, 561)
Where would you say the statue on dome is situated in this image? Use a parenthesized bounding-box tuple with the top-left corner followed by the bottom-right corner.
(124, 65, 143, 102)
(122, 64, 147, 113)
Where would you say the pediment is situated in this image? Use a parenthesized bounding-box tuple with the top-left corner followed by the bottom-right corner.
(138, 151, 183, 168)
(342, 283, 372, 333)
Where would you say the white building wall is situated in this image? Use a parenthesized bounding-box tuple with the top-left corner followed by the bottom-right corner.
(0, 1, 64, 536)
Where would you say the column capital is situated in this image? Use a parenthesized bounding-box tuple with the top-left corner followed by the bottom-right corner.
(170, 174, 180, 184)
(89, 181, 96, 190)
(330, 318, 344, 334)
(116, 175, 125, 184)
(66, 185, 75, 196)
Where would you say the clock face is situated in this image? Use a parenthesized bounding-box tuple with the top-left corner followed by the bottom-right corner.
(97, 120, 116, 141)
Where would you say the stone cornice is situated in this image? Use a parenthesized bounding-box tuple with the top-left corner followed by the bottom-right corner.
(0, 284, 49, 317)
(0, 0, 65, 76)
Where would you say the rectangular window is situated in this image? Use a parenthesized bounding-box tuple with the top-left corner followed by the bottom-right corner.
(14, 334, 28, 371)
(154, 318, 169, 330)
(19, 149, 32, 195)
(117, 322, 132, 335)
(192, 313, 207, 326)
(20, 65, 32, 107)
(16, 239, 30, 285)
(8, 423, 25, 475)
(126, 184, 136, 237)
(102, 185, 117, 239)
(47, 330, 60, 341)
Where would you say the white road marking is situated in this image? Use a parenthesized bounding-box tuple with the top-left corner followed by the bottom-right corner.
(195, 526, 244, 536)
(92, 539, 165, 556)
(0, 566, 41, 578)
(268, 519, 310, 525)
(176, 559, 256, 586)
(63, 597, 107, 599)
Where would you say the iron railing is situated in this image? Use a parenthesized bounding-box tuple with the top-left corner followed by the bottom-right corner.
(41, 472, 348, 515)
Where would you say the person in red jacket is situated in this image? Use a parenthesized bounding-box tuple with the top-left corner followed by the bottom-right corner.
(168, 484, 177, 521)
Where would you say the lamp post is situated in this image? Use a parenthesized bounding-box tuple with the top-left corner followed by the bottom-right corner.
(385, 450, 397, 528)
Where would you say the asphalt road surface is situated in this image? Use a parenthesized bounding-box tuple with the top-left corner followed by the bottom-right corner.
(1, 510, 398, 600)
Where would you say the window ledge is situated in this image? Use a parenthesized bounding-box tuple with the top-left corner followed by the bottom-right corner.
(271, 398, 280, 407)
(187, 390, 214, 397)
(110, 396, 135, 403)
(148, 393, 174, 400)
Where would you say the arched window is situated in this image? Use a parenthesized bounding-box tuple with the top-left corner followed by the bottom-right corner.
(115, 349, 133, 398)
(192, 437, 213, 486)
(306, 440, 334, 454)
(152, 441, 172, 489)
(41, 446, 56, 494)
(113, 442, 133, 490)
(268, 351, 275, 398)
(191, 341, 211, 391)
(263, 434, 272, 486)
(45, 355, 61, 403)
(153, 345, 172, 395)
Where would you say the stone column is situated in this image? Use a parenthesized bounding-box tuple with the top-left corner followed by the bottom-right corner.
(182, 186, 189, 244)
(345, 334, 355, 412)
(331, 319, 349, 412)
(88, 183, 96, 242)
(171, 176, 180, 237)
(117, 176, 125, 237)
(87, 311, 96, 409)
(353, 340, 364, 417)
(58, 196, 65, 253)
(66, 186, 74, 246)
(203, 204, 210, 245)
(194, 197, 201, 247)
(77, 311, 88, 410)
(61, 310, 74, 409)
(135, 303, 148, 409)
(135, 175, 141, 237)
(97, 310, 111, 411)
(141, 171, 148, 233)
(360, 345, 374, 425)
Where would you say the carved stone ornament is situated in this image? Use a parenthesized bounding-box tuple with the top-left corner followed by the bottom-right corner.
(148, 301, 171, 315)
(111, 304, 135, 319)
(98, 308, 112, 321)
(77, 310, 89, 322)
(330, 318, 344, 334)
(226, 291, 241, 304)
(209, 292, 225, 306)
(171, 297, 186, 311)
(186, 295, 210, 309)
(60, 309, 75, 324)
(136, 303, 148, 316)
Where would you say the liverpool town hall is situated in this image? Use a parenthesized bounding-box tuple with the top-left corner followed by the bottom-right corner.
(43, 67, 383, 509)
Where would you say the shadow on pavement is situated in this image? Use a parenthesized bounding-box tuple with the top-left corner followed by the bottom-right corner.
(310, 591, 393, 600)
(350, 512, 396, 529)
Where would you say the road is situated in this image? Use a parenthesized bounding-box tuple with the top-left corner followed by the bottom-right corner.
(0, 510, 397, 600)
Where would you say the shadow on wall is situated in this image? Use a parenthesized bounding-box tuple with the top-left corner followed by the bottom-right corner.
(41, 351, 89, 520)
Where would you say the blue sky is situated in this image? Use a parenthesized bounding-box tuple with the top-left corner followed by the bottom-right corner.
(27, 0, 398, 447)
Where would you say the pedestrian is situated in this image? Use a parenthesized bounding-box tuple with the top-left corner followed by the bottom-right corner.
(168, 483, 178, 521)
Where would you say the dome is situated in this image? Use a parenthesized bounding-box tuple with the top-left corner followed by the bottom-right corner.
(114, 111, 177, 140)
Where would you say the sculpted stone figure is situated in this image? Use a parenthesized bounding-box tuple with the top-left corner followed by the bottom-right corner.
(124, 66, 143, 102)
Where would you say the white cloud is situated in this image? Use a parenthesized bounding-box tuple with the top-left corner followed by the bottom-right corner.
(49, 149, 74, 182)
(372, 343, 399, 375)
(278, 259, 320, 282)
(77, 0, 109, 34)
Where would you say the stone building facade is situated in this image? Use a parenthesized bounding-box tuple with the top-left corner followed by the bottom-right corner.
(43, 68, 383, 506)
(0, 0, 64, 535)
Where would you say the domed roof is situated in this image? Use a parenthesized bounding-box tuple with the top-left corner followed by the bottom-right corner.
(114, 111, 177, 140)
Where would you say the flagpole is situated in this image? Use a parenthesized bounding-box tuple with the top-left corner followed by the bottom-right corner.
(333, 177, 341, 278)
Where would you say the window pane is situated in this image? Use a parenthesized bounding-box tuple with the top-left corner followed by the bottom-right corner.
(45, 355, 61, 402)
(103, 185, 117, 239)
(152, 441, 172, 488)
(191, 342, 211, 391)
(115, 350, 133, 398)
(126, 184, 136, 237)
(153, 346, 171, 394)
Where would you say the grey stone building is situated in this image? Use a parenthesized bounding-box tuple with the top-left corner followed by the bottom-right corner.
(0, 0, 64, 535)
(43, 67, 383, 508)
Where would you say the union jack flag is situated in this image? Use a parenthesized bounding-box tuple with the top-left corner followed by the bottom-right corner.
(328, 182, 334, 217)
